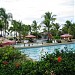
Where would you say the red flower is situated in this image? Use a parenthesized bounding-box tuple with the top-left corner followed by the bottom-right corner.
(15, 63, 20, 68)
(57, 56, 62, 62)
(2, 61, 8, 65)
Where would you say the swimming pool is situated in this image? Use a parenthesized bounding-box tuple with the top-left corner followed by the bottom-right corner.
(20, 43, 75, 61)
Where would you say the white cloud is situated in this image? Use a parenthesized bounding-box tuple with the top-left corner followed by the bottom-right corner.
(0, 0, 74, 25)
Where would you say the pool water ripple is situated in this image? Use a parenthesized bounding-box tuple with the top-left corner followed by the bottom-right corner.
(20, 43, 75, 61)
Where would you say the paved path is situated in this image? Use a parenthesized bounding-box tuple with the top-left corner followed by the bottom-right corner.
(14, 39, 75, 49)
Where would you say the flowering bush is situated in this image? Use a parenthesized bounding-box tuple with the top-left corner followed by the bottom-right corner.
(0, 46, 75, 75)
(0, 46, 27, 75)
(41, 49, 75, 75)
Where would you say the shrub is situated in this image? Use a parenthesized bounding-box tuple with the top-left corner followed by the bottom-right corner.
(0, 46, 21, 62)
(0, 46, 28, 75)
(0, 46, 75, 75)
(54, 36, 60, 39)
(41, 50, 75, 75)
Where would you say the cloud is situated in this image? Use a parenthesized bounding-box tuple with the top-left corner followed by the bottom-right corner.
(0, 0, 74, 25)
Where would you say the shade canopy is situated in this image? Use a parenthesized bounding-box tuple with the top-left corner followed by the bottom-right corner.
(0, 38, 15, 47)
(25, 35, 36, 38)
(61, 34, 73, 38)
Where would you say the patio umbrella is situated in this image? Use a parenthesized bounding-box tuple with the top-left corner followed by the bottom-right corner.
(61, 34, 73, 38)
(25, 35, 36, 43)
(0, 38, 16, 47)
(25, 35, 36, 38)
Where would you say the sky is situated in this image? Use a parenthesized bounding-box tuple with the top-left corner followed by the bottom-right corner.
(0, 0, 75, 27)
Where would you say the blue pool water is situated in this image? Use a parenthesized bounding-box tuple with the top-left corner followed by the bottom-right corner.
(20, 43, 75, 61)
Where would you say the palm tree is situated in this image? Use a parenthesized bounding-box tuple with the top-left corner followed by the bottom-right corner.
(65, 20, 72, 34)
(53, 23, 60, 36)
(72, 23, 75, 37)
(8, 26, 13, 36)
(0, 20, 4, 36)
(32, 20, 41, 38)
(28, 25, 32, 34)
(10, 20, 18, 38)
(9, 20, 23, 42)
(0, 8, 12, 37)
(62, 20, 72, 34)
(17, 21, 22, 42)
(42, 12, 56, 41)
(21, 24, 29, 40)
(62, 21, 75, 38)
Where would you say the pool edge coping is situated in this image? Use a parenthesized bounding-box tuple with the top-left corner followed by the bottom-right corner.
(15, 42, 75, 49)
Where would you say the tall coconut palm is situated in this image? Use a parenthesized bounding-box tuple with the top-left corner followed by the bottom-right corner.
(10, 20, 22, 42)
(65, 20, 72, 34)
(72, 23, 75, 37)
(8, 26, 13, 36)
(17, 21, 23, 42)
(42, 12, 56, 41)
(0, 20, 4, 36)
(21, 24, 29, 40)
(53, 23, 60, 36)
(28, 25, 32, 34)
(11, 20, 18, 38)
(32, 20, 41, 38)
(0, 8, 12, 37)
(62, 20, 72, 34)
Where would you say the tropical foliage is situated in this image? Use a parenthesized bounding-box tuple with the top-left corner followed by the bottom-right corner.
(0, 8, 75, 39)
(0, 46, 75, 75)
(31, 20, 41, 38)
(62, 20, 75, 38)
(42, 12, 56, 41)
(0, 20, 4, 35)
(0, 8, 12, 37)
(0, 7, 75, 75)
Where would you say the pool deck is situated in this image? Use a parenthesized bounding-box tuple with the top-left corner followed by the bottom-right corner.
(14, 39, 75, 49)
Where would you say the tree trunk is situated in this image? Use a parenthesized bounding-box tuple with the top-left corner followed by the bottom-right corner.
(16, 31, 17, 38)
(56, 30, 58, 36)
(4, 20, 6, 38)
(3, 29, 5, 37)
(36, 31, 37, 39)
(48, 27, 49, 42)
(14, 31, 15, 39)
(1, 29, 2, 36)
(10, 32, 12, 36)
(19, 31, 21, 43)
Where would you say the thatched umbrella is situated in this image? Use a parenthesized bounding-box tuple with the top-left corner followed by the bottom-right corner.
(25, 35, 36, 44)
(61, 34, 73, 41)
(61, 34, 73, 38)
(25, 35, 36, 38)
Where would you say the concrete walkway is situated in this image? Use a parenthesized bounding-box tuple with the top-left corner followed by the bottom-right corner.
(14, 39, 75, 49)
